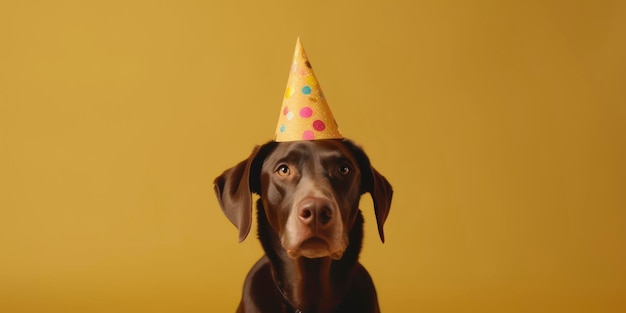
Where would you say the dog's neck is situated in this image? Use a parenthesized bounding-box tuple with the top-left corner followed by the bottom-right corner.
(276, 257, 334, 312)
(256, 200, 364, 312)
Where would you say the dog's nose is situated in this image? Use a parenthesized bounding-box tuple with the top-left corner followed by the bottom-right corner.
(298, 198, 334, 226)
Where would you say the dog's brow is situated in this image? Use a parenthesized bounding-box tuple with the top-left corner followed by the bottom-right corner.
(276, 149, 307, 165)
(319, 149, 346, 161)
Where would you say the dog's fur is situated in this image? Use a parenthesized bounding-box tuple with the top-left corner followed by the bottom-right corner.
(214, 139, 392, 312)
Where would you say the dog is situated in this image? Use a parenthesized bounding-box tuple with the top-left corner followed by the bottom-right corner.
(214, 139, 392, 312)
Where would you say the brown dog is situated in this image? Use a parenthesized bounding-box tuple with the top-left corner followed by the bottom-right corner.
(214, 139, 392, 312)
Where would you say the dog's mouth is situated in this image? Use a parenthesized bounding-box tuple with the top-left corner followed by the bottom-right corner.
(285, 237, 345, 260)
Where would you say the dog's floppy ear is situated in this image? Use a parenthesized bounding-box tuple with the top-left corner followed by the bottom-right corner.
(213, 143, 275, 242)
(343, 140, 393, 243)
(368, 166, 393, 242)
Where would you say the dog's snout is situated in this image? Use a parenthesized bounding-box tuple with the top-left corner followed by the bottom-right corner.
(298, 198, 334, 226)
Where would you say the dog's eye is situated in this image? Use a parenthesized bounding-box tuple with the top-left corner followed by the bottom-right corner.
(338, 164, 351, 176)
(276, 164, 290, 177)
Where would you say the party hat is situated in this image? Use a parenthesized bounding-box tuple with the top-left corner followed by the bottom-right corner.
(274, 38, 343, 142)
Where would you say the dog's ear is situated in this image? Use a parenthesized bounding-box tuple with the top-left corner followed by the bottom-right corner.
(343, 140, 393, 243)
(213, 143, 275, 242)
(368, 166, 393, 243)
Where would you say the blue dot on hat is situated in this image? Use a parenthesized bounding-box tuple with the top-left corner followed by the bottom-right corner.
(301, 86, 312, 95)
(280, 124, 286, 133)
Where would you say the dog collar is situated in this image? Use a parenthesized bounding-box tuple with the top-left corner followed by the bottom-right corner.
(272, 274, 303, 313)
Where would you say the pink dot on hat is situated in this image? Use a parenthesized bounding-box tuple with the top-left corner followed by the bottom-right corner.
(300, 107, 313, 118)
(302, 130, 315, 140)
(312, 120, 325, 131)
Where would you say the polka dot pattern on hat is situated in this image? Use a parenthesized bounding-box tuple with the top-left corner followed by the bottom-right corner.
(274, 38, 343, 142)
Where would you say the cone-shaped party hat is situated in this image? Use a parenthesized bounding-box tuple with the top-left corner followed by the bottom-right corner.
(274, 38, 343, 142)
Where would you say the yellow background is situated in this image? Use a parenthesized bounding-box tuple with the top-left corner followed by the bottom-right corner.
(1, 1, 624, 312)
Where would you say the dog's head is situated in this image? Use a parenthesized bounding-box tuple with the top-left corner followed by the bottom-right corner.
(214, 139, 392, 260)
